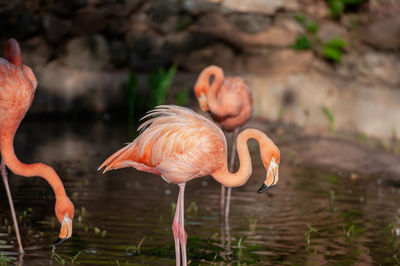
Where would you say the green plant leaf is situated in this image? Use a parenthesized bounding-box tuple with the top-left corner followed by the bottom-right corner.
(306, 21, 318, 33)
(322, 46, 342, 62)
(294, 13, 306, 24)
(329, 0, 344, 16)
(322, 106, 335, 131)
(293, 35, 312, 50)
(324, 37, 346, 49)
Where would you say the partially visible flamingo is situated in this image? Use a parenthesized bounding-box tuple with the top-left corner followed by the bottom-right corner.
(98, 105, 280, 266)
(194, 65, 253, 220)
(0, 39, 75, 253)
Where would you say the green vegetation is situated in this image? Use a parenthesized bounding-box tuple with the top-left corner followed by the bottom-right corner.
(52, 252, 81, 265)
(124, 65, 178, 124)
(186, 201, 198, 216)
(293, 35, 312, 50)
(148, 64, 177, 109)
(127, 236, 146, 255)
(176, 89, 188, 106)
(304, 224, 318, 250)
(322, 37, 347, 62)
(0, 253, 12, 266)
(176, 15, 192, 31)
(292, 14, 347, 63)
(328, 0, 365, 16)
(124, 71, 138, 124)
(322, 106, 335, 131)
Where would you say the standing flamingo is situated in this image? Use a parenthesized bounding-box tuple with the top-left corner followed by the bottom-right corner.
(98, 105, 279, 266)
(194, 65, 253, 221)
(0, 39, 74, 253)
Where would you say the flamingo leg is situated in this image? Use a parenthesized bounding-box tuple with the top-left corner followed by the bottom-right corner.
(225, 127, 239, 222)
(1, 160, 24, 254)
(172, 185, 182, 266)
(178, 183, 187, 266)
(220, 183, 225, 218)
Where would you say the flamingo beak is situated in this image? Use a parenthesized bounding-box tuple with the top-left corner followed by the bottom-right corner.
(257, 159, 279, 193)
(198, 92, 209, 112)
(53, 214, 72, 247)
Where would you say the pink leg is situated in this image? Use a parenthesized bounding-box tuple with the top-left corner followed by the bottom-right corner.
(220, 184, 225, 218)
(1, 160, 24, 254)
(178, 184, 187, 266)
(172, 186, 182, 266)
(225, 127, 239, 222)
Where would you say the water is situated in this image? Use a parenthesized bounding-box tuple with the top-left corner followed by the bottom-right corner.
(1, 120, 400, 265)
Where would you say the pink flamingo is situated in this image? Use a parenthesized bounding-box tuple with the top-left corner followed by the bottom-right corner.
(0, 39, 74, 253)
(98, 105, 279, 266)
(194, 65, 253, 220)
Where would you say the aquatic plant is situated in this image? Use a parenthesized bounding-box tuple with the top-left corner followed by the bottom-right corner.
(304, 224, 318, 252)
(0, 253, 12, 265)
(186, 201, 198, 216)
(52, 251, 81, 265)
(126, 236, 146, 255)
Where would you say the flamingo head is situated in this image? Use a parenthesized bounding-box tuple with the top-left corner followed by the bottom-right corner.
(258, 147, 280, 193)
(53, 196, 75, 247)
(194, 84, 209, 112)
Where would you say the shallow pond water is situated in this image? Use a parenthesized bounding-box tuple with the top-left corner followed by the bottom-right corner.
(1, 120, 400, 265)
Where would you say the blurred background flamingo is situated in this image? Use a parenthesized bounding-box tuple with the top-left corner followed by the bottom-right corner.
(0, 39, 74, 253)
(194, 65, 253, 221)
(99, 105, 279, 266)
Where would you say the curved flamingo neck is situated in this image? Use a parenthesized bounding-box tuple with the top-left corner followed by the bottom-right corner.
(203, 66, 225, 115)
(4, 39, 22, 67)
(0, 129, 67, 199)
(211, 128, 277, 188)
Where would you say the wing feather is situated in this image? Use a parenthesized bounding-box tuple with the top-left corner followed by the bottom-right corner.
(98, 105, 227, 183)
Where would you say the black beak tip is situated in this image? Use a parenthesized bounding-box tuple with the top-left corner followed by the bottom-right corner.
(53, 237, 69, 247)
(257, 183, 274, 193)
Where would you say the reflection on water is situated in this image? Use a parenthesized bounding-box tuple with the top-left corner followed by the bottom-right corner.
(1, 120, 400, 265)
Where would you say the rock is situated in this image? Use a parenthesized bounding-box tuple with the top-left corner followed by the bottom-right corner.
(42, 14, 71, 43)
(33, 61, 129, 113)
(70, 7, 108, 35)
(60, 35, 111, 70)
(248, 70, 400, 140)
(109, 40, 128, 67)
(183, 0, 220, 14)
(317, 21, 348, 42)
(222, 0, 299, 15)
(274, 14, 305, 34)
(227, 13, 272, 33)
(304, 1, 329, 18)
(362, 16, 400, 50)
(245, 49, 314, 74)
(21, 37, 52, 67)
(175, 43, 237, 72)
(339, 51, 400, 87)
(193, 13, 297, 50)
(163, 31, 216, 54)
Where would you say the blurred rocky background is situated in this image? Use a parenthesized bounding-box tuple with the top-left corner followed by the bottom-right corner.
(1, 0, 400, 143)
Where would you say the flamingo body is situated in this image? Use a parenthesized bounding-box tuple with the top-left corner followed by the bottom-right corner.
(0, 39, 74, 251)
(100, 105, 227, 184)
(194, 66, 252, 132)
(99, 105, 280, 266)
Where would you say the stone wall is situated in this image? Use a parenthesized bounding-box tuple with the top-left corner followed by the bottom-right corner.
(1, 0, 400, 140)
